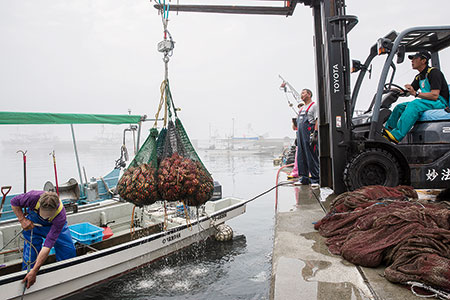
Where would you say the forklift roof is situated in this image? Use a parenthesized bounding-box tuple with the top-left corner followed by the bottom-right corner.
(397, 27, 450, 53)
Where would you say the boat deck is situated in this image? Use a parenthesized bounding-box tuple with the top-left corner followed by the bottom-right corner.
(0, 197, 246, 299)
(271, 184, 422, 300)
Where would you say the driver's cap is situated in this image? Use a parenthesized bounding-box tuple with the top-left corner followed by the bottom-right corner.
(408, 50, 431, 60)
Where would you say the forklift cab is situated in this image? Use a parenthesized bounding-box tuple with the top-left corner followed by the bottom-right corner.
(345, 26, 450, 190)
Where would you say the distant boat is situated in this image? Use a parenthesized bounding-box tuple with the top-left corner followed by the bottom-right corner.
(198, 136, 287, 156)
(230, 136, 259, 141)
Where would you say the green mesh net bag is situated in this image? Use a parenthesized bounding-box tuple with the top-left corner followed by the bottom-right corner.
(156, 83, 214, 207)
(116, 128, 160, 207)
(117, 80, 214, 207)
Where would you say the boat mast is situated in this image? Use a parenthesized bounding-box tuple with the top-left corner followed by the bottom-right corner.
(70, 124, 85, 198)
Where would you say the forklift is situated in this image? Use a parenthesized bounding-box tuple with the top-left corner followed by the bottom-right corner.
(347, 27, 450, 191)
(154, 0, 450, 194)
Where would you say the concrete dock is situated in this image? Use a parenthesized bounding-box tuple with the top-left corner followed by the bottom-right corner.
(270, 184, 420, 300)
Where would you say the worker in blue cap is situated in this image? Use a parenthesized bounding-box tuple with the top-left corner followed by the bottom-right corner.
(383, 50, 449, 143)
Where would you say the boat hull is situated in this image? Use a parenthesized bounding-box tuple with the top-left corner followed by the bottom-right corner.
(1, 198, 246, 300)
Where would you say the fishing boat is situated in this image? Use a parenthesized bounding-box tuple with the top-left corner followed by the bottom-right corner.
(0, 111, 247, 299)
(0, 111, 148, 222)
(0, 196, 247, 299)
(0, 169, 120, 222)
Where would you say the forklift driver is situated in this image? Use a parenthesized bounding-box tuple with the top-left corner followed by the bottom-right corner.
(11, 191, 76, 289)
(383, 50, 449, 143)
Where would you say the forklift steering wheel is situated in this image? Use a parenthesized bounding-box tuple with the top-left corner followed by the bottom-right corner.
(383, 83, 408, 96)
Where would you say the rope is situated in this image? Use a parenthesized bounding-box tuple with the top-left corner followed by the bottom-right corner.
(164, 83, 169, 127)
(181, 200, 192, 231)
(407, 281, 450, 300)
(283, 92, 300, 115)
(244, 181, 293, 205)
(165, 82, 178, 119)
(193, 180, 296, 244)
(195, 207, 209, 241)
(154, 80, 167, 128)
(0, 228, 39, 266)
(130, 205, 136, 235)
(21, 228, 38, 299)
(166, 83, 173, 121)
(163, 201, 168, 231)
(20, 228, 34, 286)
(0, 229, 24, 252)
(275, 163, 295, 209)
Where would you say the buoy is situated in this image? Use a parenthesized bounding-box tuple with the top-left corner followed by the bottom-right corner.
(102, 226, 113, 240)
(214, 224, 233, 242)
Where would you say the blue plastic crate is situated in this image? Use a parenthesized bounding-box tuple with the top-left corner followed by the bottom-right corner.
(69, 222, 104, 245)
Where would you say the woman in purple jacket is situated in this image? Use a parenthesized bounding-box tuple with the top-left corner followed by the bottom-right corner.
(11, 191, 76, 289)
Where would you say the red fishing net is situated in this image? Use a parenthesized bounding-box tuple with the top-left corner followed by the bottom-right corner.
(314, 185, 450, 293)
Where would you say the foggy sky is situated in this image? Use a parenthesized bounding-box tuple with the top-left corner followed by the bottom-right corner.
(1, 0, 450, 140)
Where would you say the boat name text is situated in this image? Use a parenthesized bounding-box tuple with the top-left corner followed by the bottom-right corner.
(212, 212, 227, 221)
(162, 232, 181, 244)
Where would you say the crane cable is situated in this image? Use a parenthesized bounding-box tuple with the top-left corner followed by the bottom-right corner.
(155, 0, 176, 128)
(155, 1, 177, 230)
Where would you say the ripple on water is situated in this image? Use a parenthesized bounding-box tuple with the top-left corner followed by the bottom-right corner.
(156, 267, 175, 277)
(136, 279, 156, 290)
(118, 277, 155, 294)
(171, 280, 191, 292)
(249, 271, 268, 283)
(189, 266, 209, 277)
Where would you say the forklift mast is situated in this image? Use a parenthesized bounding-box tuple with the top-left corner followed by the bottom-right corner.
(307, 0, 358, 193)
(154, 0, 359, 193)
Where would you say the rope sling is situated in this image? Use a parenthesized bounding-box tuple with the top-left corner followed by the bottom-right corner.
(116, 2, 214, 231)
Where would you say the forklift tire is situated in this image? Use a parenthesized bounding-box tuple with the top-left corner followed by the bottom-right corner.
(344, 148, 401, 191)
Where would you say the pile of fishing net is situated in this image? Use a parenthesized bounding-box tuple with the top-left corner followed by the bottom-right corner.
(117, 81, 214, 207)
(314, 185, 450, 294)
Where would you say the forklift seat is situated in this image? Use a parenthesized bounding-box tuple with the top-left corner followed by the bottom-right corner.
(418, 108, 450, 122)
(418, 84, 450, 122)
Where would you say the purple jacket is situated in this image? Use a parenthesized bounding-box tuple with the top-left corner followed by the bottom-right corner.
(11, 190, 67, 249)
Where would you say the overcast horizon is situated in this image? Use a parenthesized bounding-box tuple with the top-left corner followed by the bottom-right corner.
(1, 0, 450, 140)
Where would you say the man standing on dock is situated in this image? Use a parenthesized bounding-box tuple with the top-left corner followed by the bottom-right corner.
(11, 191, 76, 289)
(296, 88, 320, 188)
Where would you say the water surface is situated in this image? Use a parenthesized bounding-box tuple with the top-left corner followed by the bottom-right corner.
(1, 140, 279, 300)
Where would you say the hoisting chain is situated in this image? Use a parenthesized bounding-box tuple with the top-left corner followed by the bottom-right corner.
(154, 0, 176, 128)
